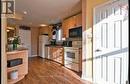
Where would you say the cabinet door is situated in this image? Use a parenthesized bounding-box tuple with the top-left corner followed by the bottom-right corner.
(67, 17, 75, 29)
(52, 47, 63, 64)
(75, 13, 82, 26)
(62, 20, 68, 38)
(39, 27, 49, 35)
(47, 47, 51, 59)
(39, 26, 52, 39)
(62, 17, 75, 38)
(48, 26, 53, 39)
(49, 47, 53, 60)
(52, 48, 57, 60)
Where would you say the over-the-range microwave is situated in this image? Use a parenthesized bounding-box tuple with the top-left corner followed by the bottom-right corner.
(69, 26, 82, 38)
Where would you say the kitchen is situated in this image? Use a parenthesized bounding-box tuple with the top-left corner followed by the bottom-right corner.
(1, 0, 129, 84)
(39, 13, 82, 73)
(6, 13, 83, 83)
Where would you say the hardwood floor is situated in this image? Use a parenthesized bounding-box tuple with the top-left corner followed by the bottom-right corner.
(16, 57, 91, 84)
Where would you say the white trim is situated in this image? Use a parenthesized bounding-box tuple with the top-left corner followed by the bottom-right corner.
(81, 76, 93, 83)
(31, 55, 38, 57)
(1, 15, 7, 84)
(94, 0, 119, 9)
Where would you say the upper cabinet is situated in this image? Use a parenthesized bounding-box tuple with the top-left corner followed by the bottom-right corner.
(39, 26, 52, 39)
(62, 19, 69, 38)
(75, 13, 82, 27)
(62, 13, 82, 38)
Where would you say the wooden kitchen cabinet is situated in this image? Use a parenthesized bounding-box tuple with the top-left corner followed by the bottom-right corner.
(7, 50, 28, 84)
(62, 17, 75, 38)
(68, 13, 82, 28)
(75, 13, 82, 27)
(62, 20, 68, 38)
(39, 26, 52, 39)
(47, 47, 64, 65)
(62, 13, 82, 38)
(67, 17, 75, 28)
(52, 47, 64, 64)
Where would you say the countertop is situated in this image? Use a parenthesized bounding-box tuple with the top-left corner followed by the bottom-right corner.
(45, 44, 64, 48)
(45, 44, 82, 49)
(7, 47, 28, 54)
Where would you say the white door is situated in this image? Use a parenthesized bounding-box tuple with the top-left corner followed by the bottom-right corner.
(93, 0, 128, 84)
(19, 29, 31, 57)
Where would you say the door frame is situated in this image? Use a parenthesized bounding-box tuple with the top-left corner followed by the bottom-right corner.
(1, 15, 8, 84)
(19, 29, 32, 57)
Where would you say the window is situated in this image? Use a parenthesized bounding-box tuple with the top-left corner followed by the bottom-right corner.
(56, 28, 62, 41)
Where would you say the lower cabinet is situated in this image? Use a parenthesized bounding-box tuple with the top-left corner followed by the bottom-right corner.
(46, 47, 82, 72)
(47, 47, 64, 65)
(7, 50, 28, 84)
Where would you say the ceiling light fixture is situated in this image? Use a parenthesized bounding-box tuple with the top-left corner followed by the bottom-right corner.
(7, 27, 15, 30)
(7, 30, 10, 32)
(40, 24, 47, 27)
(23, 11, 27, 14)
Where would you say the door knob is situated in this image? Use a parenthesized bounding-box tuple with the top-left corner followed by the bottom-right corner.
(95, 49, 102, 52)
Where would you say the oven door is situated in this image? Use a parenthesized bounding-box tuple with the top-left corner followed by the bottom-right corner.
(64, 60, 79, 72)
(64, 49, 79, 63)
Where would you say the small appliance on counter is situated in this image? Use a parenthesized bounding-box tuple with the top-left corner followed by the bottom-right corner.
(72, 41, 82, 48)
(50, 39, 56, 45)
(56, 41, 63, 46)
(63, 40, 72, 47)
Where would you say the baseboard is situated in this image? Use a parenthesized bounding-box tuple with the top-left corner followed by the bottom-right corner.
(31, 55, 38, 57)
(81, 76, 93, 83)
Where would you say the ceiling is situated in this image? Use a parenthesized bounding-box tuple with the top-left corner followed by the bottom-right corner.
(8, 0, 81, 27)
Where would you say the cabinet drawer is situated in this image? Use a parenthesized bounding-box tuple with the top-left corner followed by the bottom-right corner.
(65, 61, 79, 72)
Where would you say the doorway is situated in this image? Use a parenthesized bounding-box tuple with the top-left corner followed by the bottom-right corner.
(93, 0, 128, 84)
(19, 29, 32, 57)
